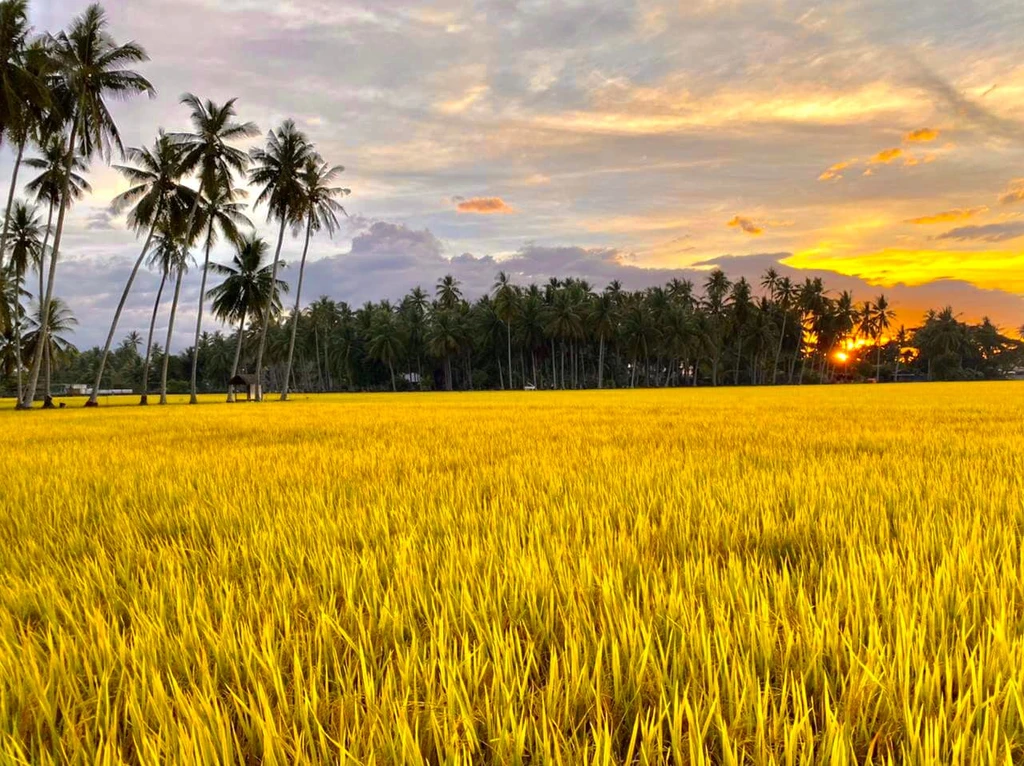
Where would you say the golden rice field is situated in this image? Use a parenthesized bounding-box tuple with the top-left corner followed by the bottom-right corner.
(1, 384, 1023, 764)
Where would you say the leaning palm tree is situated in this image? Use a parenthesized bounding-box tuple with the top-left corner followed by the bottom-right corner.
(158, 226, 194, 405)
(87, 132, 192, 406)
(208, 234, 287, 401)
(139, 217, 179, 404)
(21, 4, 153, 409)
(187, 178, 251, 403)
(3, 199, 42, 405)
(247, 120, 311, 401)
(24, 132, 91, 300)
(280, 155, 349, 401)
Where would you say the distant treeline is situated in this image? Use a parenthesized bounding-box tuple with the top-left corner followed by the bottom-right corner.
(9, 267, 1022, 398)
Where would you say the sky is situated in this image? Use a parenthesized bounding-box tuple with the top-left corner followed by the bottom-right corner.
(10, 0, 1024, 348)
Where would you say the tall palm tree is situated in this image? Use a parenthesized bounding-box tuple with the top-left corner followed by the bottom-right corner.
(139, 217, 179, 404)
(0, 34, 51, 272)
(187, 178, 250, 403)
(281, 155, 348, 401)
(436, 274, 462, 310)
(88, 132, 192, 406)
(872, 294, 896, 381)
(22, 4, 153, 409)
(0, 0, 46, 146)
(492, 271, 518, 390)
(208, 234, 287, 401)
(367, 306, 405, 392)
(170, 95, 259, 403)
(158, 225, 193, 405)
(24, 131, 90, 295)
(247, 120, 311, 401)
(588, 291, 616, 389)
(4, 199, 41, 404)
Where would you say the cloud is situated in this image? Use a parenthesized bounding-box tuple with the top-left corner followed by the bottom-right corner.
(905, 207, 988, 225)
(727, 216, 763, 236)
(869, 148, 903, 165)
(998, 179, 1024, 205)
(818, 159, 856, 181)
(904, 128, 940, 143)
(456, 197, 515, 214)
(85, 207, 118, 231)
(936, 222, 1024, 243)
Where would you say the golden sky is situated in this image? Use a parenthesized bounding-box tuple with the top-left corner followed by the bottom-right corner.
(16, 0, 1024, 342)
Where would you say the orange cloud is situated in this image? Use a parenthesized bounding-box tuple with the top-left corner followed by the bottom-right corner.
(905, 128, 940, 143)
(456, 196, 514, 214)
(869, 147, 903, 164)
(727, 215, 763, 235)
(998, 179, 1024, 205)
(818, 159, 856, 181)
(904, 207, 988, 225)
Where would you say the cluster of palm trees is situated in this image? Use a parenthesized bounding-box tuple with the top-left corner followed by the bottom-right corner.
(0, 1, 348, 408)
(207, 268, 913, 393)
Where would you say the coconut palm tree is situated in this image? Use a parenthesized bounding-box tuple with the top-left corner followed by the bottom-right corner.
(139, 217, 179, 404)
(170, 95, 259, 403)
(0, 0, 47, 146)
(208, 234, 287, 401)
(24, 132, 90, 295)
(22, 4, 153, 409)
(587, 291, 616, 389)
(247, 120, 311, 401)
(158, 227, 193, 405)
(492, 271, 518, 390)
(23, 295, 76, 377)
(281, 155, 348, 401)
(88, 132, 193, 406)
(0, 35, 51, 272)
(3, 199, 41, 404)
(367, 306, 405, 392)
(187, 178, 250, 403)
(872, 293, 896, 381)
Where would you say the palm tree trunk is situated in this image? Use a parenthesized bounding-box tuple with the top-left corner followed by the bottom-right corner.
(87, 210, 162, 406)
(0, 138, 26, 272)
(876, 336, 883, 381)
(255, 217, 288, 402)
(140, 268, 167, 405)
(281, 217, 313, 402)
(43, 343, 51, 403)
(497, 357, 504, 390)
(13, 293, 23, 404)
(445, 356, 452, 391)
(160, 267, 185, 405)
(531, 350, 538, 388)
(227, 308, 247, 402)
(506, 322, 513, 390)
(188, 218, 216, 404)
(772, 313, 788, 384)
(23, 117, 79, 410)
(597, 336, 605, 389)
(550, 339, 556, 388)
(734, 338, 743, 385)
(388, 359, 396, 392)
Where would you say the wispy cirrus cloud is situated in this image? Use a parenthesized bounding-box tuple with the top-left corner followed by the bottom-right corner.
(905, 207, 988, 225)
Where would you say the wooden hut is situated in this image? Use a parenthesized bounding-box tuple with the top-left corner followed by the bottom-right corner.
(228, 374, 260, 401)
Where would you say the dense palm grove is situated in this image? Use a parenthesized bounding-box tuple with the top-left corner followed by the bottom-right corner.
(0, 2, 1021, 402)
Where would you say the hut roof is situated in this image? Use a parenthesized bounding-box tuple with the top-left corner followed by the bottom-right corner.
(229, 374, 258, 386)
